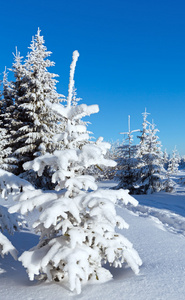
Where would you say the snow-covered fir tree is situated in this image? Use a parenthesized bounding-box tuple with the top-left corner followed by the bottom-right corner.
(136, 111, 164, 194)
(167, 146, 180, 174)
(136, 108, 150, 158)
(115, 115, 140, 193)
(10, 51, 142, 294)
(5, 29, 64, 183)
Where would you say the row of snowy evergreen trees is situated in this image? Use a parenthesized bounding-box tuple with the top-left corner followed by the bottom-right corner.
(0, 29, 142, 294)
(0, 28, 183, 195)
(99, 110, 182, 194)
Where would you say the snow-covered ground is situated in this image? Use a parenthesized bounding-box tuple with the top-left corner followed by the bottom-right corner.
(1, 171, 185, 300)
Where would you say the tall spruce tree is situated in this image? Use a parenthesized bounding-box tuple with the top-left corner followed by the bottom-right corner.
(5, 29, 64, 182)
(136, 108, 150, 157)
(136, 111, 164, 194)
(167, 146, 179, 174)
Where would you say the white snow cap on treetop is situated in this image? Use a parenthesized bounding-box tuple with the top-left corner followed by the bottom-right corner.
(67, 50, 79, 107)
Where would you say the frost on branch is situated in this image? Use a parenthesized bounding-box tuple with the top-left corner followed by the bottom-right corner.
(10, 50, 142, 294)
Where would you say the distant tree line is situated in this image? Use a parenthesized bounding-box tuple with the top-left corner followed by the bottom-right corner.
(95, 110, 183, 194)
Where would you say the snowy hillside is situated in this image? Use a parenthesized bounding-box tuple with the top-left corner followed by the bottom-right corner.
(0, 171, 185, 300)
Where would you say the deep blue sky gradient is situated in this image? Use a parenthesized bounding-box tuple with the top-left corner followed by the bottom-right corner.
(0, 0, 185, 155)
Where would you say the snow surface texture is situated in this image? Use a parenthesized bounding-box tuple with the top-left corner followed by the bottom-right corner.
(1, 173, 185, 299)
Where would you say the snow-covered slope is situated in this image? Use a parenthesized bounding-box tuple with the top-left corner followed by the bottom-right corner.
(0, 172, 185, 300)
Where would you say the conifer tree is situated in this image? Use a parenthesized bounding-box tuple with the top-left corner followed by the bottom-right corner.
(136, 111, 164, 194)
(136, 108, 150, 157)
(167, 146, 179, 174)
(115, 115, 140, 193)
(5, 29, 64, 183)
(10, 50, 142, 294)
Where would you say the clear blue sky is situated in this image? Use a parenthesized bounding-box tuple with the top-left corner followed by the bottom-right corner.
(0, 0, 185, 155)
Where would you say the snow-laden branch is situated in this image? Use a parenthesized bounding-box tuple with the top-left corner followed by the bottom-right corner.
(11, 139, 142, 294)
(46, 100, 99, 121)
(0, 169, 34, 199)
(0, 232, 18, 260)
(11, 186, 140, 294)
